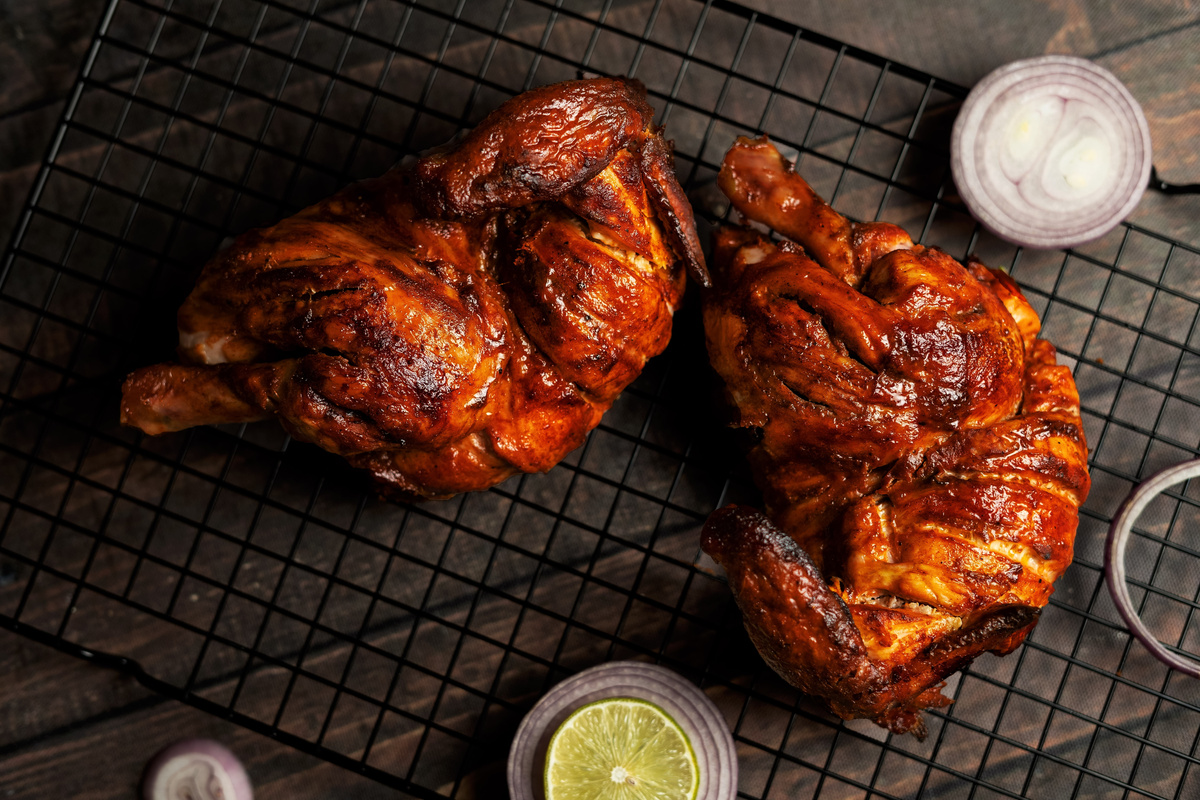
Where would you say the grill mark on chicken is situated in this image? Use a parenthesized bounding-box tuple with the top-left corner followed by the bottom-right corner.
(784, 293, 878, 376)
(496, 258, 605, 409)
(779, 379, 837, 416)
(306, 286, 364, 300)
(934, 468, 1082, 509)
(701, 136, 1089, 736)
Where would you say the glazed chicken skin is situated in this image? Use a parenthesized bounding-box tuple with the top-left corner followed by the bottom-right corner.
(121, 78, 707, 499)
(701, 137, 1090, 735)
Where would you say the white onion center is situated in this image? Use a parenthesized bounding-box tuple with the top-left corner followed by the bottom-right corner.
(987, 92, 1118, 209)
(152, 754, 237, 800)
(143, 740, 252, 800)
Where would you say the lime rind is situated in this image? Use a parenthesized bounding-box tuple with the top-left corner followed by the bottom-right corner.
(545, 697, 699, 800)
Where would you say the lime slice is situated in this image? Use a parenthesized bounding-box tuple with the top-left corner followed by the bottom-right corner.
(544, 697, 699, 800)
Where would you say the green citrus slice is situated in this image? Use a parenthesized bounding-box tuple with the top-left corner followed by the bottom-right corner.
(544, 697, 699, 800)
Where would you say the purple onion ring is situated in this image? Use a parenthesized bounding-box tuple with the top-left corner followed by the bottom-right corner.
(507, 661, 737, 800)
(1105, 459, 1200, 678)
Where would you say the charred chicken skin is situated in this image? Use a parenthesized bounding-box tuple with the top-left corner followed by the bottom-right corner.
(121, 78, 707, 500)
(701, 137, 1089, 735)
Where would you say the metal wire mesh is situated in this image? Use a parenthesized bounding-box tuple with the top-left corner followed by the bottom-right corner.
(3, 0, 1200, 797)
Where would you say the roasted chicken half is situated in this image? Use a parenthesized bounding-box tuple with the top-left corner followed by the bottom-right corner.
(701, 137, 1090, 735)
(121, 78, 706, 499)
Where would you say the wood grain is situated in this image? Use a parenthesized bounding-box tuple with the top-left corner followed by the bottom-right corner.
(0, 627, 403, 800)
(0, 0, 108, 236)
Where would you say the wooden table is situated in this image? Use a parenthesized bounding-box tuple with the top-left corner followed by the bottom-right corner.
(2, 1, 1199, 798)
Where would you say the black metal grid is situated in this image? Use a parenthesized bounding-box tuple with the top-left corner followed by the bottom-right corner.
(4, 0, 1200, 797)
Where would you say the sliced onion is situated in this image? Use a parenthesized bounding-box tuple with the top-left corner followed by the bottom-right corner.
(951, 55, 1151, 249)
(507, 661, 737, 800)
(142, 739, 254, 800)
(1105, 459, 1200, 678)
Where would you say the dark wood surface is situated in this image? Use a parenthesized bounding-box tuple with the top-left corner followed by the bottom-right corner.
(2, 1, 1200, 799)
(0, 5, 428, 794)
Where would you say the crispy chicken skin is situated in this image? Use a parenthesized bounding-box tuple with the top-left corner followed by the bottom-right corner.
(121, 78, 707, 499)
(701, 137, 1090, 735)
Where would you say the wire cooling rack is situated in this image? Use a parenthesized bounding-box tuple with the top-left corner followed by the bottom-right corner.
(4, 0, 1200, 797)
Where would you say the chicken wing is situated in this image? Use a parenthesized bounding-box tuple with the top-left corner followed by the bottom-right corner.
(702, 137, 1089, 735)
(121, 78, 707, 499)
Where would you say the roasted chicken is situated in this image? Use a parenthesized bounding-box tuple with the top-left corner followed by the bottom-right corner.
(701, 137, 1090, 735)
(121, 78, 707, 499)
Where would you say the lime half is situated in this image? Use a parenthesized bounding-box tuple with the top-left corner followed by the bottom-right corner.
(544, 697, 699, 800)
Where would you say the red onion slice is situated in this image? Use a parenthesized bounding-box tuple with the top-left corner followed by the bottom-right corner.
(1105, 459, 1200, 678)
(507, 661, 737, 800)
(951, 55, 1152, 249)
(142, 739, 254, 800)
